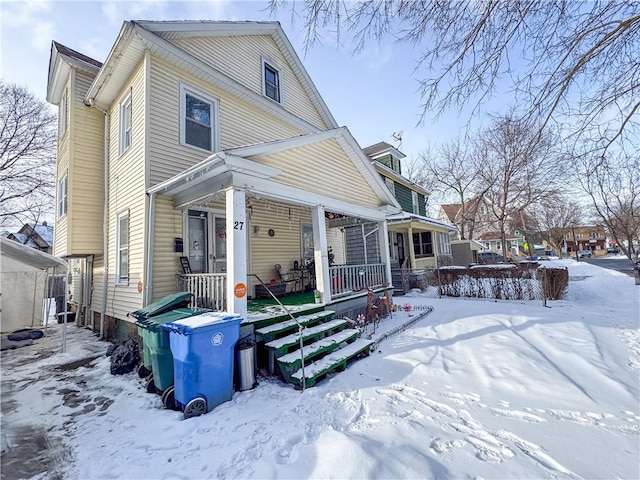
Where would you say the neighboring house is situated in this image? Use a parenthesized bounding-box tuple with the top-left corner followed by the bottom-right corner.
(363, 142, 456, 293)
(477, 231, 521, 257)
(438, 197, 494, 241)
(562, 225, 607, 255)
(4, 223, 54, 254)
(46, 20, 400, 340)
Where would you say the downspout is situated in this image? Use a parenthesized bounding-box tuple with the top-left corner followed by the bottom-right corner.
(89, 99, 109, 339)
(144, 193, 156, 306)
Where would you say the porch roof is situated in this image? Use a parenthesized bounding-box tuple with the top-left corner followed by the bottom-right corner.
(148, 128, 401, 221)
(387, 212, 457, 232)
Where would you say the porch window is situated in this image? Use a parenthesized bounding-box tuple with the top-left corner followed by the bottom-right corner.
(301, 223, 314, 263)
(412, 231, 433, 257)
(263, 59, 282, 103)
(437, 231, 451, 255)
(180, 83, 219, 152)
(119, 92, 132, 154)
(116, 210, 129, 284)
(57, 172, 68, 218)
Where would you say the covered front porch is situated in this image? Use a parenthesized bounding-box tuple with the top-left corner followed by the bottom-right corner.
(146, 128, 401, 319)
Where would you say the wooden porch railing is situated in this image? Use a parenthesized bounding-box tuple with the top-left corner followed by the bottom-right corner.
(176, 273, 226, 311)
(329, 263, 387, 297)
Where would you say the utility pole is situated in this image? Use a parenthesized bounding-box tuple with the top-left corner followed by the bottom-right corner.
(571, 225, 579, 262)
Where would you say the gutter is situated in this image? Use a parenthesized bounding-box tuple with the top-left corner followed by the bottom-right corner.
(144, 193, 155, 306)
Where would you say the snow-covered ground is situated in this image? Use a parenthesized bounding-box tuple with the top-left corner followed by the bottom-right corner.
(2, 259, 638, 479)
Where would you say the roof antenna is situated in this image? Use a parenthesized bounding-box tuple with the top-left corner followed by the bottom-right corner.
(392, 130, 403, 150)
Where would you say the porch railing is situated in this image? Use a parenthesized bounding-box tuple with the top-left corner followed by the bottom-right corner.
(176, 273, 226, 311)
(329, 263, 387, 297)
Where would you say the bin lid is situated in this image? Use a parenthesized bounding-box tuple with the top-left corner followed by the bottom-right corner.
(137, 308, 210, 331)
(163, 311, 242, 335)
(128, 292, 193, 320)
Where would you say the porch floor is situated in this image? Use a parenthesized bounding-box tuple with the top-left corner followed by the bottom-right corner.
(245, 292, 323, 329)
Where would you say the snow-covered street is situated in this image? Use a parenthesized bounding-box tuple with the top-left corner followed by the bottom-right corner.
(2, 259, 638, 479)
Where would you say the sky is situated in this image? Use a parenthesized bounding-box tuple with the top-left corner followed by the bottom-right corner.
(2, 257, 639, 479)
(0, 0, 485, 165)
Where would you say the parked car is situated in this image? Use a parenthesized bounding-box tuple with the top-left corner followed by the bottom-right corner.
(477, 251, 508, 264)
(577, 250, 592, 258)
(607, 247, 619, 254)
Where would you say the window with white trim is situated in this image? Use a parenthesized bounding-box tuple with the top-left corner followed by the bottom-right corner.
(497, 241, 502, 250)
(437, 231, 451, 255)
(262, 60, 282, 103)
(57, 172, 68, 218)
(385, 177, 395, 196)
(59, 90, 67, 136)
(180, 83, 219, 152)
(576, 233, 583, 240)
(119, 92, 132, 154)
(412, 191, 419, 214)
(116, 210, 129, 284)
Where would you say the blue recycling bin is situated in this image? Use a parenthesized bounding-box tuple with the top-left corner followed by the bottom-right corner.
(164, 312, 242, 419)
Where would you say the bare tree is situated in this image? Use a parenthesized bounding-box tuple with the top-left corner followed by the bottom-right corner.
(578, 151, 640, 261)
(273, 1, 639, 156)
(0, 81, 56, 227)
(417, 137, 489, 239)
(535, 194, 584, 256)
(479, 113, 561, 254)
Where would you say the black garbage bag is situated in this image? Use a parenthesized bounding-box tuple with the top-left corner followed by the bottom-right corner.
(109, 339, 140, 375)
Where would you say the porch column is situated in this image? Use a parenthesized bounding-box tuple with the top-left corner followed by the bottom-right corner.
(312, 206, 331, 304)
(226, 187, 247, 318)
(378, 221, 392, 286)
(407, 225, 416, 269)
(432, 230, 439, 268)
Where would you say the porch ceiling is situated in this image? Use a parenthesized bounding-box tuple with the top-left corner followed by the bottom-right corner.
(387, 212, 457, 232)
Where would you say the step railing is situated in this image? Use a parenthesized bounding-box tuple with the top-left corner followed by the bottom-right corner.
(176, 273, 226, 310)
(329, 263, 387, 297)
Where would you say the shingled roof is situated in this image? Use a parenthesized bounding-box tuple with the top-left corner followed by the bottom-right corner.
(52, 41, 103, 68)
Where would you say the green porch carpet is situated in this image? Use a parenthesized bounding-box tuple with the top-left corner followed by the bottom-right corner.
(248, 291, 315, 313)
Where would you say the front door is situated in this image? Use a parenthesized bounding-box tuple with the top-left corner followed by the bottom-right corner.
(187, 210, 227, 273)
(396, 233, 406, 267)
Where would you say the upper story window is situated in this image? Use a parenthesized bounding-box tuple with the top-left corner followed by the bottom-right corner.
(59, 90, 68, 136)
(180, 83, 219, 153)
(119, 92, 132, 155)
(116, 210, 129, 284)
(564, 233, 570, 240)
(57, 171, 68, 218)
(262, 59, 282, 103)
(576, 233, 583, 240)
(385, 177, 395, 196)
(412, 191, 419, 214)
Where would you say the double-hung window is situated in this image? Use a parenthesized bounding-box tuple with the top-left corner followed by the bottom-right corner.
(180, 83, 218, 152)
(59, 90, 67, 136)
(119, 92, 132, 154)
(116, 210, 129, 284)
(412, 191, 419, 214)
(412, 231, 433, 257)
(385, 178, 395, 196)
(263, 60, 282, 103)
(57, 172, 68, 218)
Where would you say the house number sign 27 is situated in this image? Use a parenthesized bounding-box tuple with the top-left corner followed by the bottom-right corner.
(233, 221, 244, 230)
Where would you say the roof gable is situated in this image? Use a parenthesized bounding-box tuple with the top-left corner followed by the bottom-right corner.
(46, 41, 102, 104)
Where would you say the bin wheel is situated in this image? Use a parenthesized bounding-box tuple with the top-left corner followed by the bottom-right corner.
(146, 376, 157, 394)
(184, 397, 207, 419)
(161, 386, 176, 410)
(138, 365, 151, 378)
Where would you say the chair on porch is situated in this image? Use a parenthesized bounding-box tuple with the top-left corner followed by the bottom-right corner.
(275, 264, 302, 294)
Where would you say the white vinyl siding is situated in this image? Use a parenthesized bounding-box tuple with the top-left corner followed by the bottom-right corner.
(70, 70, 105, 254)
(179, 83, 219, 153)
(105, 59, 147, 319)
(256, 138, 381, 209)
(119, 91, 132, 154)
(116, 210, 129, 284)
(57, 172, 68, 218)
(148, 56, 305, 185)
(262, 58, 282, 103)
(170, 36, 327, 130)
